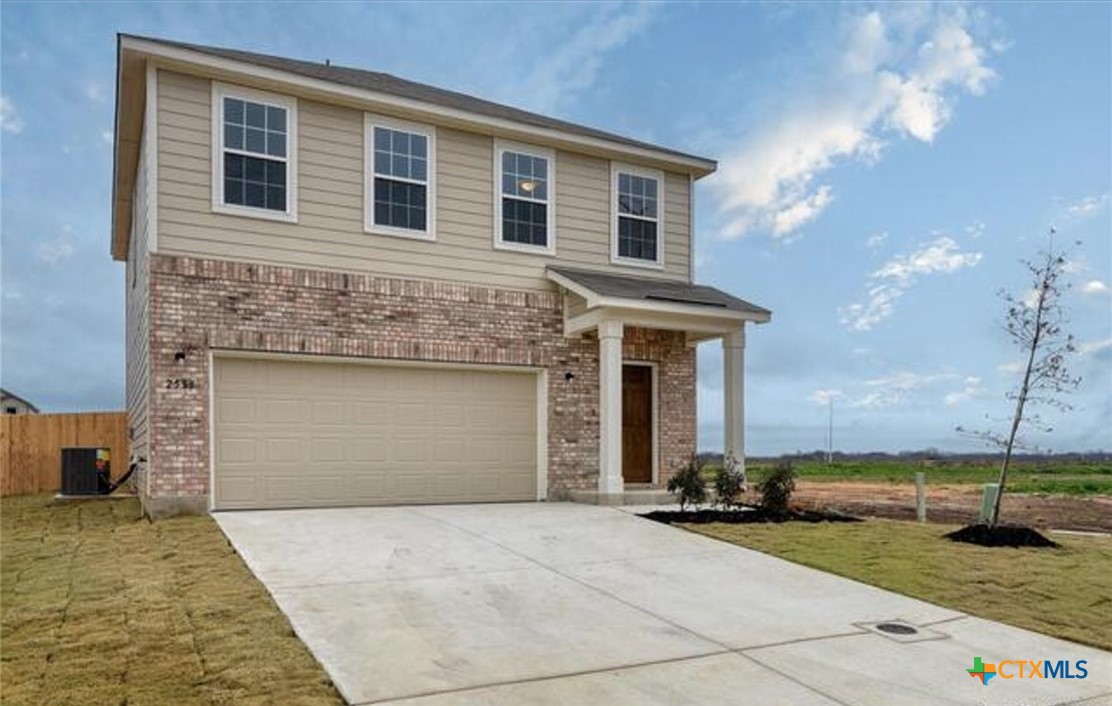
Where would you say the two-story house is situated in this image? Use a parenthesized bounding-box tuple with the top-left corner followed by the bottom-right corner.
(111, 35, 770, 518)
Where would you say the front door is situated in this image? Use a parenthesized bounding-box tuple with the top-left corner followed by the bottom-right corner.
(622, 364, 653, 484)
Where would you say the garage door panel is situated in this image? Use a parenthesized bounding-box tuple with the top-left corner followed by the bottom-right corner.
(265, 437, 303, 462)
(218, 476, 258, 504)
(466, 404, 502, 428)
(354, 402, 389, 425)
(396, 402, 432, 426)
(214, 357, 538, 509)
(352, 438, 388, 462)
(434, 439, 467, 462)
(219, 397, 256, 424)
(311, 438, 347, 462)
(219, 437, 257, 464)
(309, 400, 347, 425)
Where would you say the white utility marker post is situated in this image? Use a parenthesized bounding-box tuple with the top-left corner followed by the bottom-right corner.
(723, 325, 746, 474)
(915, 472, 926, 523)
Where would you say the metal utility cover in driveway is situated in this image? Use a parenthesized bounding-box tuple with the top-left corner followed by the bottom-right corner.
(216, 503, 1112, 706)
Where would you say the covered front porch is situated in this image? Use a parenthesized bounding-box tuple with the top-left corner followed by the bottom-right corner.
(547, 267, 772, 504)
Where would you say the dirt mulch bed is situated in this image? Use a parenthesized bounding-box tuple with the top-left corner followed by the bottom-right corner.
(945, 523, 1060, 548)
(640, 506, 860, 525)
(785, 481, 1112, 533)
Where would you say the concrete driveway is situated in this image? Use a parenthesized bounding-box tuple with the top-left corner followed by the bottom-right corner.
(216, 503, 1110, 706)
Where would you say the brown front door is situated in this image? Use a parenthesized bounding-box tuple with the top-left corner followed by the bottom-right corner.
(622, 364, 653, 484)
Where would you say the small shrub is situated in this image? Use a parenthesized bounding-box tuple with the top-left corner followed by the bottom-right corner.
(713, 453, 746, 508)
(668, 454, 707, 511)
(760, 460, 797, 517)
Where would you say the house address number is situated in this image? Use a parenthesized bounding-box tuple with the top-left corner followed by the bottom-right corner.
(164, 378, 197, 390)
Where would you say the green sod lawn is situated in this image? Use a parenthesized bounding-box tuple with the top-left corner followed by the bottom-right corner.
(685, 518, 1112, 651)
(0, 494, 342, 706)
(736, 460, 1112, 497)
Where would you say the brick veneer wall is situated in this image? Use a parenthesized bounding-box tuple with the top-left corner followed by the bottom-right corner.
(144, 254, 696, 516)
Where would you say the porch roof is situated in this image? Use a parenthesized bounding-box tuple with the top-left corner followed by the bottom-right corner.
(546, 266, 771, 343)
(547, 266, 771, 320)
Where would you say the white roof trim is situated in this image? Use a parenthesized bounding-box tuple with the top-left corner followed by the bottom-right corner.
(120, 36, 717, 175)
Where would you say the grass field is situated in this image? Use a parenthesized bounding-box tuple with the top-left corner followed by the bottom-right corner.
(735, 460, 1112, 497)
(0, 494, 342, 706)
(685, 518, 1112, 650)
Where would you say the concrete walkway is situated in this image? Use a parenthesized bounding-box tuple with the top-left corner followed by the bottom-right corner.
(215, 503, 1111, 706)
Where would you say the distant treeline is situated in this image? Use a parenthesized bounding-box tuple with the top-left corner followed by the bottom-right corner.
(698, 450, 1112, 466)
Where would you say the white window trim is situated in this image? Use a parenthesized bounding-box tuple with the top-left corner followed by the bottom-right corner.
(610, 162, 665, 270)
(364, 113, 437, 241)
(210, 82, 298, 223)
(493, 139, 556, 256)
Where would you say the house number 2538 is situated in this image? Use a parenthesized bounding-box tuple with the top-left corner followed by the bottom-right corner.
(165, 378, 197, 390)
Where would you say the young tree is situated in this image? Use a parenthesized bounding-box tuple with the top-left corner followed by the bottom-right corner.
(961, 229, 1081, 527)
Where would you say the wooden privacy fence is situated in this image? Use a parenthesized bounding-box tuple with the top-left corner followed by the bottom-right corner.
(0, 412, 129, 496)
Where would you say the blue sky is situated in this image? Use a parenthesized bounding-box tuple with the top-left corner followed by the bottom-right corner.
(1, 2, 1109, 454)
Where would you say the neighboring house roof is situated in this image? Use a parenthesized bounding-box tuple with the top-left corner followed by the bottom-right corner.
(0, 388, 40, 413)
(126, 34, 716, 168)
(546, 266, 772, 320)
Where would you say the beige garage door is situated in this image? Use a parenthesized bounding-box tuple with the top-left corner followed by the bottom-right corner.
(213, 357, 538, 509)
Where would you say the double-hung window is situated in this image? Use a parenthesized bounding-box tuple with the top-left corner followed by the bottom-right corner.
(495, 141, 555, 254)
(212, 84, 297, 222)
(611, 165, 664, 268)
(366, 116, 435, 239)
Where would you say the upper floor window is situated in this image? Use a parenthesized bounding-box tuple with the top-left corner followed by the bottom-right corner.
(366, 116, 435, 240)
(494, 141, 555, 254)
(611, 165, 663, 268)
(212, 83, 297, 223)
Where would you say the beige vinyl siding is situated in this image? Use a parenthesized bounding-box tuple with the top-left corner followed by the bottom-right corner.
(126, 111, 152, 467)
(155, 70, 692, 291)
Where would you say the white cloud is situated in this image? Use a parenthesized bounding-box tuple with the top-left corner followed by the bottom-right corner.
(101, 129, 114, 145)
(1021, 287, 1042, 309)
(841, 236, 982, 330)
(771, 185, 833, 236)
(944, 376, 986, 406)
(808, 389, 843, 405)
(851, 370, 959, 408)
(1082, 280, 1110, 297)
(850, 392, 890, 410)
(1066, 194, 1109, 218)
(998, 360, 1025, 375)
(1, 95, 24, 134)
(1061, 255, 1088, 275)
(872, 236, 983, 283)
(712, 6, 997, 239)
(841, 283, 904, 332)
(965, 221, 985, 238)
(511, 4, 656, 114)
(866, 231, 888, 249)
(85, 83, 107, 104)
(38, 239, 76, 266)
(1079, 337, 1112, 358)
(38, 227, 77, 266)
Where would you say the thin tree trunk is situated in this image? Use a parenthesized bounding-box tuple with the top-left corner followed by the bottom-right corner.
(991, 254, 1049, 527)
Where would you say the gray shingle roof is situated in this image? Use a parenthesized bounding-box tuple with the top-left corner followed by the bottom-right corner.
(547, 267, 771, 318)
(124, 34, 715, 167)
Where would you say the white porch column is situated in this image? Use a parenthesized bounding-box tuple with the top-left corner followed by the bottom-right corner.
(723, 325, 746, 474)
(598, 319, 624, 496)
